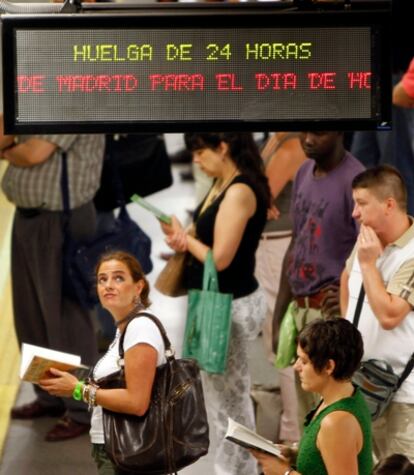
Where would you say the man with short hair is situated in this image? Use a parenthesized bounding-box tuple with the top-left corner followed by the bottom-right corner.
(341, 165, 414, 461)
(272, 131, 364, 426)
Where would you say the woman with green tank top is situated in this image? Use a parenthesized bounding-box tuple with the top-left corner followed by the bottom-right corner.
(252, 318, 373, 475)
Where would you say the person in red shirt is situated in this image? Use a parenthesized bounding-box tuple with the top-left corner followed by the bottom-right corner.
(393, 58, 414, 108)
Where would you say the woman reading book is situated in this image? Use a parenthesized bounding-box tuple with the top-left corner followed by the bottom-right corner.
(251, 318, 373, 475)
(39, 251, 165, 474)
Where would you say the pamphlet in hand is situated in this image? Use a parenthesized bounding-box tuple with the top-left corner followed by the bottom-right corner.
(20, 343, 90, 384)
(225, 417, 284, 458)
(130, 194, 172, 224)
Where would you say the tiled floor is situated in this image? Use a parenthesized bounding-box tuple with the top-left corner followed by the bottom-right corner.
(0, 137, 280, 474)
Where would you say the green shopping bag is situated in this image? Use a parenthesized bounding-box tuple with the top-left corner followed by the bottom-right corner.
(275, 302, 298, 369)
(182, 250, 233, 374)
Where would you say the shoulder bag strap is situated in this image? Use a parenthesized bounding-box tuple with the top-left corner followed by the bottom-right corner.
(397, 352, 414, 390)
(352, 282, 414, 389)
(118, 311, 173, 360)
(352, 284, 365, 328)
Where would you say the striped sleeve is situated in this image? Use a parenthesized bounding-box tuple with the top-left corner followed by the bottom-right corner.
(387, 257, 414, 306)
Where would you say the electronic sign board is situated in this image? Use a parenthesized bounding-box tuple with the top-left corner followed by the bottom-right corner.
(1, 5, 391, 133)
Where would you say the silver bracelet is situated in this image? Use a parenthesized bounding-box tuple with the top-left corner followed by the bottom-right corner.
(283, 468, 294, 475)
(82, 384, 90, 404)
(87, 385, 98, 412)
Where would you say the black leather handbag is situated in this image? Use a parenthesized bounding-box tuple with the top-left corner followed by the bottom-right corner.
(98, 312, 210, 475)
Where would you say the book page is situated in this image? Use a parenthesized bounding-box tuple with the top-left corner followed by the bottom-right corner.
(225, 418, 283, 458)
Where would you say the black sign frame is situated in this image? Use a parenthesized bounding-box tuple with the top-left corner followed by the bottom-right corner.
(2, 3, 392, 134)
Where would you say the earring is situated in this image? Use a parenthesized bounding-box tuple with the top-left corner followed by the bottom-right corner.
(133, 295, 141, 306)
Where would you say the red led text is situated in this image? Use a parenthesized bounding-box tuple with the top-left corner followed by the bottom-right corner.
(308, 72, 336, 90)
(348, 72, 371, 89)
(215, 73, 243, 91)
(17, 75, 45, 93)
(56, 74, 138, 93)
(255, 73, 297, 90)
(149, 74, 204, 91)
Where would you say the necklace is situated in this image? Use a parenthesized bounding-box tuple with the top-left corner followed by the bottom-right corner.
(92, 331, 121, 378)
(214, 168, 239, 195)
(199, 168, 239, 216)
(115, 303, 145, 327)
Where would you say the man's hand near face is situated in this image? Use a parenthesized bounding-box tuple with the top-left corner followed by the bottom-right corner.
(357, 224, 383, 267)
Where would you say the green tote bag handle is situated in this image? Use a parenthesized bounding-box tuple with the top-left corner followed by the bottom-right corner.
(203, 250, 219, 292)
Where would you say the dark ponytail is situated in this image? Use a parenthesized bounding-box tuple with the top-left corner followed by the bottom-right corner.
(184, 132, 271, 206)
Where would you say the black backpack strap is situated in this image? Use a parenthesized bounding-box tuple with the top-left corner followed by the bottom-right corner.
(118, 311, 172, 360)
(397, 352, 414, 390)
(352, 284, 365, 328)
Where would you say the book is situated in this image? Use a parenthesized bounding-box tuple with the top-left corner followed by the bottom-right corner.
(225, 417, 284, 458)
(130, 194, 172, 224)
(20, 343, 90, 384)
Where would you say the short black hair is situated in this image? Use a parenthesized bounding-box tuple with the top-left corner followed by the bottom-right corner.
(298, 318, 364, 380)
(373, 454, 414, 475)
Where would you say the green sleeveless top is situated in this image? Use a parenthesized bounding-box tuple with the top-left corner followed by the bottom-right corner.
(296, 387, 373, 475)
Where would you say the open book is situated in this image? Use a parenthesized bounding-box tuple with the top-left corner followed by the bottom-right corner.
(20, 343, 90, 384)
(225, 418, 284, 458)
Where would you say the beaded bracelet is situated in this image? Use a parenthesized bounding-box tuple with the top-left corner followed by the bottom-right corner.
(72, 381, 84, 401)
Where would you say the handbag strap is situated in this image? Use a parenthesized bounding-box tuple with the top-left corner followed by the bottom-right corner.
(117, 310, 178, 475)
(118, 311, 173, 361)
(202, 249, 219, 292)
(353, 283, 414, 389)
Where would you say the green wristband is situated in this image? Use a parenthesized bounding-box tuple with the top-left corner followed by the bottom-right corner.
(72, 381, 84, 401)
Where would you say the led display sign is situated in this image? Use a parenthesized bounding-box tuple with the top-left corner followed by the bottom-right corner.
(1, 5, 391, 133)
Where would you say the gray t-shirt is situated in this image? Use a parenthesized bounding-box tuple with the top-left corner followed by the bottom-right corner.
(288, 152, 364, 296)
